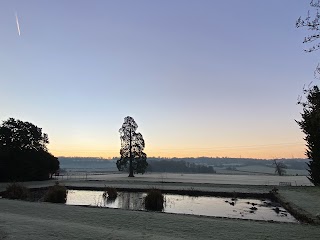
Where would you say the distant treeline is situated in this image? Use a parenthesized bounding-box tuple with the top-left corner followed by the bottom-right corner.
(58, 156, 309, 172)
(146, 160, 215, 173)
(147, 157, 309, 170)
(59, 157, 117, 171)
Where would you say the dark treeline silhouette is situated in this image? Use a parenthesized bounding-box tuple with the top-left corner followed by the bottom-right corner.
(58, 157, 309, 172)
(147, 157, 308, 170)
(146, 159, 215, 174)
(0, 148, 59, 181)
(0, 118, 59, 182)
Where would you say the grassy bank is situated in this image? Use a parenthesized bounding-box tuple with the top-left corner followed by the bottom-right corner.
(1, 198, 320, 240)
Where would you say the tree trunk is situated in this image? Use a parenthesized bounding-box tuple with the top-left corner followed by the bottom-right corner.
(128, 128, 134, 177)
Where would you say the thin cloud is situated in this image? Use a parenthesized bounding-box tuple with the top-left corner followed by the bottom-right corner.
(15, 12, 21, 36)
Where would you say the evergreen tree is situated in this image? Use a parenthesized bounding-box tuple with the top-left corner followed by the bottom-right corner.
(116, 116, 147, 177)
(297, 86, 320, 185)
(296, 0, 320, 185)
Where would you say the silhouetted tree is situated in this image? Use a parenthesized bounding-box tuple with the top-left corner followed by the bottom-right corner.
(0, 118, 59, 181)
(297, 0, 320, 53)
(296, 86, 320, 185)
(297, 0, 320, 77)
(296, 2, 320, 185)
(273, 160, 287, 176)
(116, 116, 147, 177)
(0, 118, 49, 151)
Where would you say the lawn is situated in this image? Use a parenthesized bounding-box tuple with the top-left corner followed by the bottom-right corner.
(0, 173, 319, 239)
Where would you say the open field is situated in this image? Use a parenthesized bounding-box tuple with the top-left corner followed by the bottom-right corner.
(0, 173, 319, 239)
(56, 172, 312, 186)
(215, 165, 308, 176)
(0, 172, 313, 193)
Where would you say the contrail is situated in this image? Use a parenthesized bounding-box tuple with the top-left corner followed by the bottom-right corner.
(15, 12, 21, 36)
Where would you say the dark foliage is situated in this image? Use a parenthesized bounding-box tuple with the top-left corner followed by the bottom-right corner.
(297, 86, 320, 185)
(296, 2, 320, 185)
(44, 183, 67, 203)
(103, 187, 118, 200)
(0, 118, 59, 182)
(0, 148, 59, 181)
(117, 116, 148, 177)
(296, 0, 320, 53)
(144, 189, 164, 211)
(147, 160, 215, 173)
(296, 0, 320, 78)
(4, 182, 30, 200)
(0, 118, 49, 151)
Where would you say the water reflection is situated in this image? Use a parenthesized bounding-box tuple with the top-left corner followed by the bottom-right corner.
(66, 190, 298, 223)
(116, 192, 145, 210)
(105, 197, 116, 205)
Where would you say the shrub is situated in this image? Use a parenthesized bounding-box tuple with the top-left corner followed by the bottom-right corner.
(144, 189, 164, 211)
(44, 182, 67, 203)
(103, 187, 118, 200)
(5, 182, 30, 200)
(107, 187, 118, 199)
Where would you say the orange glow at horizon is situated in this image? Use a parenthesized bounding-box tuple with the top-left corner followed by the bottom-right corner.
(49, 143, 306, 159)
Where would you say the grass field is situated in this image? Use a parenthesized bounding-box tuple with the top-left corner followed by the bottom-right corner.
(0, 173, 319, 239)
(215, 165, 308, 176)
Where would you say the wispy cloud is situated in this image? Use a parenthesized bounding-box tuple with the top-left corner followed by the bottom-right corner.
(15, 12, 21, 36)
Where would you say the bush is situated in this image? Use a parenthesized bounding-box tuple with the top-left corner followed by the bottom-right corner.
(103, 187, 118, 200)
(5, 182, 30, 200)
(144, 189, 164, 211)
(44, 182, 67, 203)
(107, 187, 118, 199)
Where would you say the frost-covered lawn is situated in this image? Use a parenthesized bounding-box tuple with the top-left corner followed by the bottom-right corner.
(0, 198, 320, 240)
(227, 165, 309, 176)
(1, 173, 319, 239)
(54, 172, 312, 186)
(0, 173, 312, 193)
(278, 187, 320, 222)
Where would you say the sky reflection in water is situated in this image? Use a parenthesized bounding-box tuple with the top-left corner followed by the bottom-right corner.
(66, 190, 297, 223)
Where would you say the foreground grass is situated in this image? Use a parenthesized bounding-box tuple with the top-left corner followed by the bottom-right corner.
(278, 186, 320, 223)
(1, 174, 319, 239)
(0, 198, 319, 240)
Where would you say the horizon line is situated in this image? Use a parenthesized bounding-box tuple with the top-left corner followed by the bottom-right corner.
(57, 156, 308, 160)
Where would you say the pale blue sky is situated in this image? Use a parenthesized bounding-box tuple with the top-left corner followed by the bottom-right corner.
(0, 0, 317, 158)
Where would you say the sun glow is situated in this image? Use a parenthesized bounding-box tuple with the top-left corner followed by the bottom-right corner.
(49, 142, 305, 159)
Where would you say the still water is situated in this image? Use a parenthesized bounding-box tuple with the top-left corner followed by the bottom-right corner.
(66, 190, 297, 223)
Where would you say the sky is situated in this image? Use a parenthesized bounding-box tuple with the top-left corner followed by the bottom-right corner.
(0, 0, 318, 159)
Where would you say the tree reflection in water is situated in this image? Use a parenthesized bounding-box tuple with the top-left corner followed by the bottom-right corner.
(117, 192, 145, 210)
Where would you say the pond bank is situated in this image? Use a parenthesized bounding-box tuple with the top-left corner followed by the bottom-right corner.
(0, 174, 319, 226)
(1, 198, 320, 240)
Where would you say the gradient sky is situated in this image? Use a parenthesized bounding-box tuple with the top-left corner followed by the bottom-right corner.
(0, 0, 318, 159)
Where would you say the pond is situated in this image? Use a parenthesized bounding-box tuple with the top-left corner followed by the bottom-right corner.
(66, 190, 298, 223)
